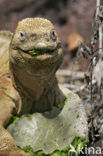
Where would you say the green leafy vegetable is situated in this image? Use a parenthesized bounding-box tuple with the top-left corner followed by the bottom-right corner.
(21, 137, 88, 156)
(28, 49, 47, 55)
(9, 116, 19, 124)
(25, 114, 33, 119)
(58, 96, 68, 109)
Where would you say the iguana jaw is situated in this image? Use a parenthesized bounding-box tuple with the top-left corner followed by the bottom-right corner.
(15, 42, 61, 57)
(18, 46, 57, 56)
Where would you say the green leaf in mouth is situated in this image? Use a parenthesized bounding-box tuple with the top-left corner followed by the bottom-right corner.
(28, 49, 47, 55)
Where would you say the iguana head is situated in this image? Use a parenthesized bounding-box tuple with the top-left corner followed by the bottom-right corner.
(10, 18, 63, 68)
(9, 18, 63, 101)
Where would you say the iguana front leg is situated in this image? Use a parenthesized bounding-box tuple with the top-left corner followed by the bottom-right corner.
(0, 90, 16, 127)
(0, 76, 20, 127)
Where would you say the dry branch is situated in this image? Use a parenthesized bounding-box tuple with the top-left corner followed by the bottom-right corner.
(56, 70, 85, 80)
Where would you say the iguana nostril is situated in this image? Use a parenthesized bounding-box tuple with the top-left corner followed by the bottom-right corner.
(44, 33, 49, 41)
(31, 34, 37, 40)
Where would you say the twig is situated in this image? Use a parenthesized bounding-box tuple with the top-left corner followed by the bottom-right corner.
(98, 0, 103, 98)
(96, 0, 100, 19)
(90, 0, 102, 144)
(61, 83, 85, 93)
(90, 57, 95, 144)
(99, 24, 103, 55)
(56, 70, 84, 79)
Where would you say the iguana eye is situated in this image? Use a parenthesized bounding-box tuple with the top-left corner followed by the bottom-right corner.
(50, 30, 57, 41)
(19, 30, 26, 41)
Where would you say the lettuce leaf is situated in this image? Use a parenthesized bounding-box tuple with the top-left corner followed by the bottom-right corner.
(20, 137, 88, 156)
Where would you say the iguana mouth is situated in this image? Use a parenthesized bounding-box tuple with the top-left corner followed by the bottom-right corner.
(19, 48, 57, 56)
(17, 43, 61, 56)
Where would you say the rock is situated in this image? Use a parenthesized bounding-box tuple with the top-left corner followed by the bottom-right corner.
(7, 90, 88, 154)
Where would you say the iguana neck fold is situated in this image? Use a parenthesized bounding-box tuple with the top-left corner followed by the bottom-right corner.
(9, 55, 62, 102)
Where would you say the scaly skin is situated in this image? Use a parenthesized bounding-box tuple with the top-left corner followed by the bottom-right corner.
(9, 18, 63, 113)
(0, 18, 69, 155)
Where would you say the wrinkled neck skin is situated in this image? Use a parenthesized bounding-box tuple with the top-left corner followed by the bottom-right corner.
(9, 48, 64, 113)
(10, 61, 58, 101)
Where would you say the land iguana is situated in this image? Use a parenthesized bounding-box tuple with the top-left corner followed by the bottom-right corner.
(0, 18, 88, 155)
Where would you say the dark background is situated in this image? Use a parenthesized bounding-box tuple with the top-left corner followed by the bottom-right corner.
(0, 0, 96, 69)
